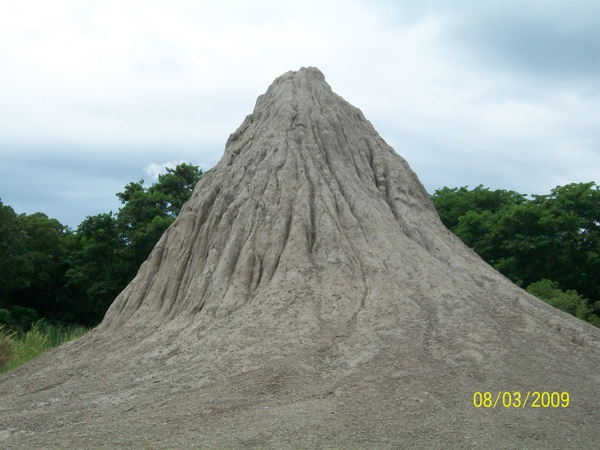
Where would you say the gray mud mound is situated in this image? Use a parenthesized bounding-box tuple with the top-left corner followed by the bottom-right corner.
(1, 67, 599, 449)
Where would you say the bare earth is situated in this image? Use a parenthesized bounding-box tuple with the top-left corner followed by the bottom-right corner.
(1, 67, 599, 449)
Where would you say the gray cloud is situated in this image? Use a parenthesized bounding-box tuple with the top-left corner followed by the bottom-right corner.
(381, 0, 600, 79)
(455, 1, 599, 78)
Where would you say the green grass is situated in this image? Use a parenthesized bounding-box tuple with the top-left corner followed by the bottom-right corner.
(0, 321, 88, 374)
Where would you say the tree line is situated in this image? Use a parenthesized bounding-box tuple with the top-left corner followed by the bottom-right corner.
(431, 182, 600, 327)
(1, 164, 598, 329)
(0, 163, 203, 328)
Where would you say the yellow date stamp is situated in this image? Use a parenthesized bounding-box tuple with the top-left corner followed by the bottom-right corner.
(473, 391, 570, 408)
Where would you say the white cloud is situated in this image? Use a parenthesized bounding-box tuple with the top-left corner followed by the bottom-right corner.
(143, 160, 185, 181)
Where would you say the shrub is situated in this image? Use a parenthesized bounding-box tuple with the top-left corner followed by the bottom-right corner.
(527, 279, 598, 326)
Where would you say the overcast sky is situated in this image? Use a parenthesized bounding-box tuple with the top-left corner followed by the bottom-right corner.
(1, 0, 598, 228)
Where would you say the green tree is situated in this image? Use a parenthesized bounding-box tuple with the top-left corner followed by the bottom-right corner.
(116, 163, 203, 277)
(0, 200, 32, 304)
(65, 163, 203, 325)
(540, 182, 600, 301)
(13, 213, 71, 320)
(431, 185, 525, 230)
(150, 163, 203, 216)
(65, 213, 127, 324)
(1, 204, 74, 328)
(453, 209, 504, 266)
(432, 182, 600, 325)
(491, 201, 564, 285)
(1, 163, 203, 327)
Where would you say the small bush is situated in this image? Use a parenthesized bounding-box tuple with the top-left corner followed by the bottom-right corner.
(527, 279, 598, 326)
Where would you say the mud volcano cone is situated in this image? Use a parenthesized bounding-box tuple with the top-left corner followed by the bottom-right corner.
(1, 67, 599, 449)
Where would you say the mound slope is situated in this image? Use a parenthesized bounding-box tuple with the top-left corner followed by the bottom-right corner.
(1, 67, 599, 449)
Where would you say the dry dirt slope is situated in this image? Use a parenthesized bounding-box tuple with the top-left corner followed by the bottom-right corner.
(1, 67, 599, 449)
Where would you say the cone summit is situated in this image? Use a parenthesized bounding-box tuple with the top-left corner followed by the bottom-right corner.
(1, 67, 599, 449)
(100, 66, 454, 332)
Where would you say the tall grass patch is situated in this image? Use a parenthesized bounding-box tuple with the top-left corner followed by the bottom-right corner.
(0, 325, 15, 371)
(0, 321, 88, 374)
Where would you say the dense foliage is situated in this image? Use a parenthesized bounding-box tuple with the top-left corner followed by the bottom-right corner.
(432, 182, 600, 326)
(0, 163, 203, 328)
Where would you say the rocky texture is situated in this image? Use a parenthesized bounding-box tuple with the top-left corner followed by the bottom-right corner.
(1, 67, 599, 449)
